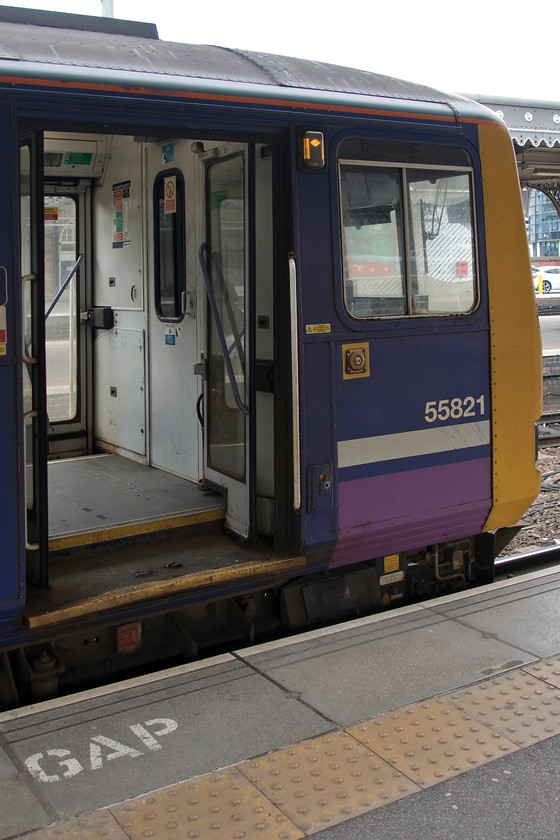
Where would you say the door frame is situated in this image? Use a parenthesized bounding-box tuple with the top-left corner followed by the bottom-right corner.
(200, 143, 255, 542)
(19, 130, 49, 588)
(44, 181, 91, 458)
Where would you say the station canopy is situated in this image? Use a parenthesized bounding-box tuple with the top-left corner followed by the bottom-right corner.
(473, 96, 560, 211)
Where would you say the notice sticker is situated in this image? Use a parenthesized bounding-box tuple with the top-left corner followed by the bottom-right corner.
(306, 323, 331, 334)
(379, 571, 405, 587)
(165, 324, 176, 346)
(112, 180, 131, 248)
(162, 143, 174, 163)
(383, 554, 400, 574)
(117, 621, 142, 654)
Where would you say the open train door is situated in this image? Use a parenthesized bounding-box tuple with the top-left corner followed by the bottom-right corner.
(199, 145, 254, 542)
(19, 131, 49, 588)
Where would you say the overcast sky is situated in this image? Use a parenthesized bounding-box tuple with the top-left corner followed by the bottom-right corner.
(1, 0, 558, 103)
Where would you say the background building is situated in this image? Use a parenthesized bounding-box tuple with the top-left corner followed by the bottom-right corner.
(527, 188, 560, 262)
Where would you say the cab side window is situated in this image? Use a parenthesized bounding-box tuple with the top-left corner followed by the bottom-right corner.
(339, 140, 477, 318)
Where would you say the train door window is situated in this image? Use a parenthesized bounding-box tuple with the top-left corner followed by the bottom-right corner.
(153, 168, 186, 320)
(44, 195, 78, 421)
(206, 152, 246, 479)
(339, 140, 477, 318)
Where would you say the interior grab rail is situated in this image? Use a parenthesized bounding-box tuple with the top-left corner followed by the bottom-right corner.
(44, 253, 83, 320)
(198, 242, 249, 416)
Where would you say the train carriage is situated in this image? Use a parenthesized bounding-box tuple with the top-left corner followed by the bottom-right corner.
(0, 6, 541, 705)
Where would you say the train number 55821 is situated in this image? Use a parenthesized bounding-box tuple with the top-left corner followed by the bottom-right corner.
(424, 396, 485, 423)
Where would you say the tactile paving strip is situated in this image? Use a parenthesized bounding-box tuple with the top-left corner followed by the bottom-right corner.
(23, 810, 129, 840)
(238, 730, 420, 834)
(109, 766, 303, 840)
(16, 660, 560, 840)
(522, 654, 560, 689)
(347, 697, 519, 788)
(450, 669, 560, 746)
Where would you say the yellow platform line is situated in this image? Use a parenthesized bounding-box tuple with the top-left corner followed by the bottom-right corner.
(18, 654, 560, 840)
(48, 507, 225, 552)
(26, 554, 307, 630)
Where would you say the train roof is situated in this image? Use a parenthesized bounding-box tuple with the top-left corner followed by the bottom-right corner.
(0, 6, 496, 124)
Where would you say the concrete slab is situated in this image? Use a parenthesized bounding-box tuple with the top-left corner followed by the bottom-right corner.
(11, 811, 130, 840)
(426, 571, 560, 659)
(239, 604, 534, 726)
(1, 656, 329, 820)
(0, 745, 51, 839)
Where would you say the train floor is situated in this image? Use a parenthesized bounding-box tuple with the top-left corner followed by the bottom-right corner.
(3, 565, 560, 839)
(48, 453, 224, 550)
(25, 454, 303, 631)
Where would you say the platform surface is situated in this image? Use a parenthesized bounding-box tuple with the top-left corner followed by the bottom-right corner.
(3, 566, 560, 839)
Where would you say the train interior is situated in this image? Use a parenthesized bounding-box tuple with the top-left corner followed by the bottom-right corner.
(23, 129, 291, 635)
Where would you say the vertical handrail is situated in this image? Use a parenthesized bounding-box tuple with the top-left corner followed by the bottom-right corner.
(198, 243, 249, 415)
(22, 273, 40, 551)
(289, 255, 301, 512)
(211, 250, 245, 367)
(22, 273, 38, 364)
(23, 409, 40, 551)
(0, 265, 7, 307)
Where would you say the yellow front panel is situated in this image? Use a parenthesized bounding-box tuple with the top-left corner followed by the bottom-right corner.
(478, 121, 542, 530)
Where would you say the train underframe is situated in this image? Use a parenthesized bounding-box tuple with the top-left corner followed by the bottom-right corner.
(0, 529, 512, 709)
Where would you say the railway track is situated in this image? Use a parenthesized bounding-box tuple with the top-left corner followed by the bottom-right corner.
(538, 412, 560, 446)
(495, 543, 560, 576)
(537, 299, 560, 316)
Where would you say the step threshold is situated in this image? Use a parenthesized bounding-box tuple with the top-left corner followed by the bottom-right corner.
(49, 507, 224, 552)
(26, 551, 307, 630)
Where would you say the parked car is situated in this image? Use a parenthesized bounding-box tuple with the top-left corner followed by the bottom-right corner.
(533, 265, 560, 294)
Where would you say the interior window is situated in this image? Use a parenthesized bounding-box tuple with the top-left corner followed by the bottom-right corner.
(153, 169, 185, 320)
(44, 195, 78, 421)
(339, 146, 477, 318)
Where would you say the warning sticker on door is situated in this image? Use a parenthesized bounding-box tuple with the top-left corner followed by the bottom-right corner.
(0, 305, 6, 354)
(164, 175, 176, 214)
(306, 323, 331, 334)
